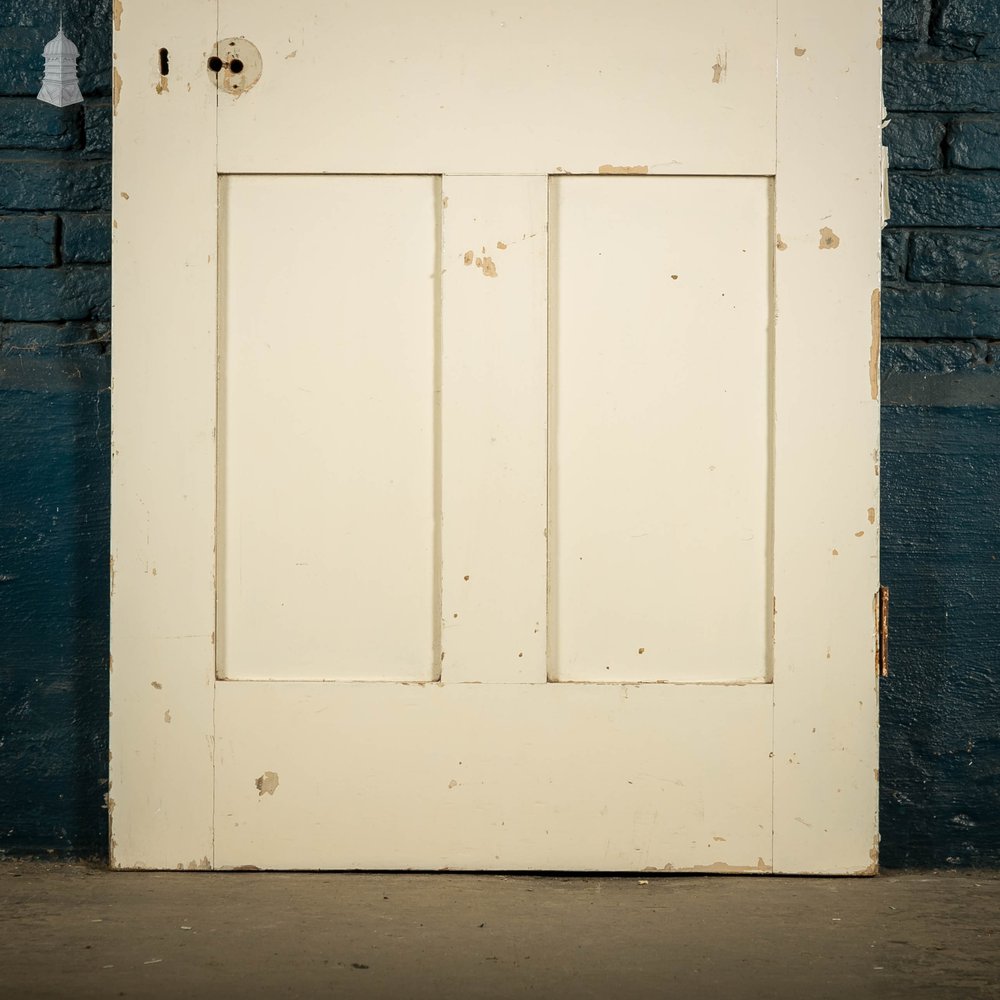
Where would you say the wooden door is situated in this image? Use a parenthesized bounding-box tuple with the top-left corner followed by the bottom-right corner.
(110, 1, 883, 873)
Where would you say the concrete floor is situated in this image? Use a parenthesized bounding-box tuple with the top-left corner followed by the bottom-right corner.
(1, 861, 996, 999)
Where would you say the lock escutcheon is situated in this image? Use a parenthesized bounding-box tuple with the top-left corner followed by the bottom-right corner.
(208, 37, 262, 95)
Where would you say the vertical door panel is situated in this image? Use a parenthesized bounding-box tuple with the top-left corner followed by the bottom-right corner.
(549, 177, 771, 683)
(217, 176, 438, 681)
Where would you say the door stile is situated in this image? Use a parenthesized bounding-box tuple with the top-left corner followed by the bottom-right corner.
(110, 1, 220, 869)
(771, 0, 882, 873)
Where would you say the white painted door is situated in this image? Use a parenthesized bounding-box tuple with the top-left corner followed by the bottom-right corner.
(110, 1, 883, 873)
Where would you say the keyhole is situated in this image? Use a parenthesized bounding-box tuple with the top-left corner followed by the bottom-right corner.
(158, 48, 169, 76)
(208, 55, 223, 72)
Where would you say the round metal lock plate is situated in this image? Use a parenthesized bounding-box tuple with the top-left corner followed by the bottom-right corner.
(208, 37, 262, 96)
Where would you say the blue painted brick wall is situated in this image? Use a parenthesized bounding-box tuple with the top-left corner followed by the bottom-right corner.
(1, 0, 998, 867)
(0, 0, 112, 858)
(881, 0, 1000, 867)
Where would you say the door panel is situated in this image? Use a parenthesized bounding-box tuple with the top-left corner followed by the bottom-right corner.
(549, 176, 771, 683)
(218, 175, 438, 681)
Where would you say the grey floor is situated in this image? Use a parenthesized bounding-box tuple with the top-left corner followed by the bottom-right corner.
(1, 861, 997, 999)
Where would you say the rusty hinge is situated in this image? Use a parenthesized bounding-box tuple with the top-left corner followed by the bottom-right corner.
(877, 585, 889, 678)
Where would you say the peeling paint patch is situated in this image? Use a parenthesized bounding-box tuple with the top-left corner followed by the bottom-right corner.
(112, 67, 122, 115)
(819, 227, 840, 250)
(692, 857, 771, 874)
(186, 856, 211, 870)
(870, 288, 880, 400)
(476, 256, 498, 278)
(113, 0, 123, 32)
(598, 164, 648, 175)
(255, 770, 279, 796)
(711, 50, 728, 84)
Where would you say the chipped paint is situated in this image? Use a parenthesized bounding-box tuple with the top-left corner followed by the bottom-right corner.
(776, 234, 788, 251)
(113, 0, 123, 31)
(711, 50, 728, 84)
(112, 67, 122, 115)
(475, 256, 498, 278)
(867, 506, 876, 524)
(448, 779, 458, 788)
(185, 856, 211, 870)
(163, 709, 171, 723)
(870, 288, 880, 400)
(818, 227, 840, 250)
(794, 46, 807, 57)
(155, 75, 168, 95)
(151, 680, 162, 689)
(255, 770, 279, 796)
(598, 164, 648, 175)
(442, 196, 449, 208)
(285, 50, 298, 59)
(854, 834, 880, 876)
(647, 856, 771, 874)
(496, 241, 507, 250)
(463, 250, 474, 265)
(120, 192, 129, 201)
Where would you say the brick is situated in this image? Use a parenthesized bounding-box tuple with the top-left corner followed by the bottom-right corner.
(909, 231, 1000, 285)
(883, 114, 945, 169)
(935, 0, 1000, 57)
(0, 98, 82, 151)
(0, 158, 110, 212)
(882, 284, 1000, 338)
(889, 171, 1000, 226)
(883, 44, 1000, 111)
(61, 213, 110, 263)
(883, 0, 931, 42)
(1, 321, 110, 356)
(0, 215, 57, 267)
(83, 102, 111, 157)
(947, 117, 1000, 167)
(882, 229, 909, 281)
(880, 339, 987, 375)
(0, 266, 109, 322)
